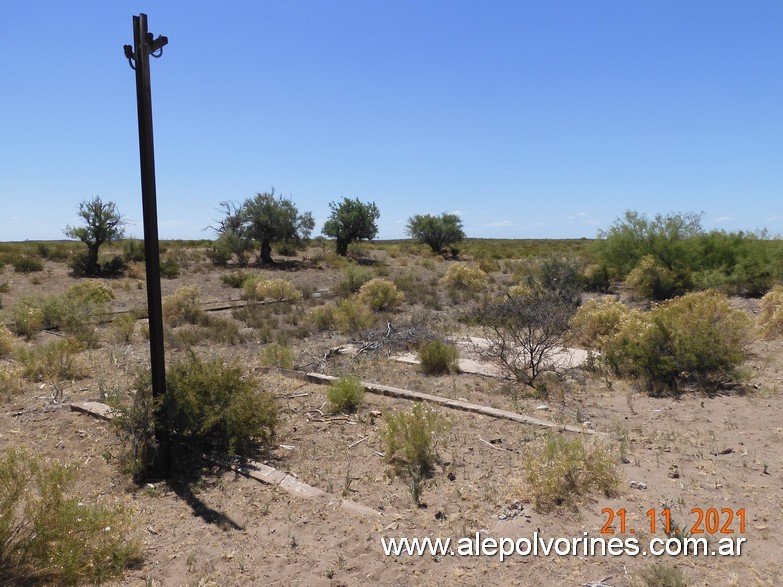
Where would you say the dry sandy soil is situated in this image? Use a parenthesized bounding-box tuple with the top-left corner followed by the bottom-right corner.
(1, 245, 781, 586)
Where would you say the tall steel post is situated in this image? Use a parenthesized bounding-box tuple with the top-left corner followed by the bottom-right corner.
(125, 13, 169, 477)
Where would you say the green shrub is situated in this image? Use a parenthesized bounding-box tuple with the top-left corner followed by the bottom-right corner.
(357, 278, 404, 311)
(624, 255, 690, 300)
(0, 366, 24, 401)
(276, 242, 299, 257)
(603, 291, 752, 394)
(380, 404, 448, 506)
(159, 256, 180, 278)
(418, 339, 459, 375)
(221, 271, 249, 288)
(333, 298, 375, 333)
(0, 325, 15, 357)
(111, 312, 137, 344)
(0, 449, 141, 586)
(10, 301, 44, 339)
(521, 434, 620, 511)
(759, 285, 783, 339)
(260, 342, 295, 369)
(116, 356, 278, 478)
(123, 239, 146, 262)
(337, 265, 374, 296)
(440, 263, 488, 292)
(255, 278, 303, 302)
(241, 275, 263, 300)
(12, 256, 43, 273)
(327, 375, 365, 413)
(162, 285, 205, 326)
(14, 338, 86, 382)
(66, 280, 115, 304)
(308, 304, 336, 331)
(568, 298, 633, 348)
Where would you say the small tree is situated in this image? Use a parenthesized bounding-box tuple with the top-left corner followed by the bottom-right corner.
(208, 201, 254, 267)
(242, 191, 314, 264)
(321, 197, 380, 256)
(405, 212, 465, 254)
(64, 196, 127, 276)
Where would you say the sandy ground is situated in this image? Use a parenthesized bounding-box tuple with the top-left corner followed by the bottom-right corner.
(1, 252, 782, 586)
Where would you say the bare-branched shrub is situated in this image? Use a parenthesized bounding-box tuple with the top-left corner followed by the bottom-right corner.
(0, 449, 141, 585)
(759, 285, 783, 339)
(440, 263, 488, 293)
(357, 278, 404, 311)
(162, 285, 205, 326)
(475, 292, 576, 387)
(380, 404, 448, 506)
(255, 278, 303, 302)
(418, 339, 459, 375)
(520, 434, 620, 512)
(327, 375, 365, 413)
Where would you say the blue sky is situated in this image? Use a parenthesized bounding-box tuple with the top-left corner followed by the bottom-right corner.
(2, 1, 781, 241)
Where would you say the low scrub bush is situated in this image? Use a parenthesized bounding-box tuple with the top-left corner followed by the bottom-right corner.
(380, 404, 448, 506)
(0, 365, 24, 401)
(327, 375, 365, 413)
(759, 285, 783, 339)
(624, 255, 690, 300)
(440, 263, 488, 292)
(337, 265, 374, 296)
(568, 298, 634, 349)
(260, 342, 295, 369)
(521, 434, 620, 511)
(630, 564, 689, 587)
(162, 285, 205, 327)
(0, 324, 14, 357)
(357, 278, 404, 311)
(111, 312, 137, 344)
(418, 339, 459, 375)
(603, 291, 752, 394)
(10, 301, 44, 339)
(159, 256, 180, 278)
(308, 304, 336, 331)
(0, 449, 141, 586)
(123, 239, 146, 262)
(66, 280, 115, 304)
(220, 271, 249, 288)
(14, 338, 86, 382)
(255, 278, 303, 302)
(116, 356, 278, 478)
(333, 298, 374, 333)
(12, 256, 43, 273)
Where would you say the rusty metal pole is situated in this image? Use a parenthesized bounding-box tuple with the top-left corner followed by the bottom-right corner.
(125, 13, 169, 477)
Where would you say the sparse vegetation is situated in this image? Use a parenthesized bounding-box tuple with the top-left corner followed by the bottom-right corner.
(0, 449, 141, 586)
(254, 278, 303, 302)
(162, 285, 205, 327)
(327, 375, 365, 413)
(381, 404, 448, 506)
(520, 433, 620, 511)
(260, 342, 295, 369)
(759, 285, 783, 339)
(14, 338, 86, 382)
(440, 263, 488, 293)
(357, 278, 404, 311)
(418, 339, 459, 375)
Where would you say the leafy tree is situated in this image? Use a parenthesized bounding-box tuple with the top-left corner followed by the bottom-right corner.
(406, 213, 465, 254)
(239, 190, 314, 265)
(596, 210, 702, 277)
(64, 196, 127, 276)
(321, 197, 380, 256)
